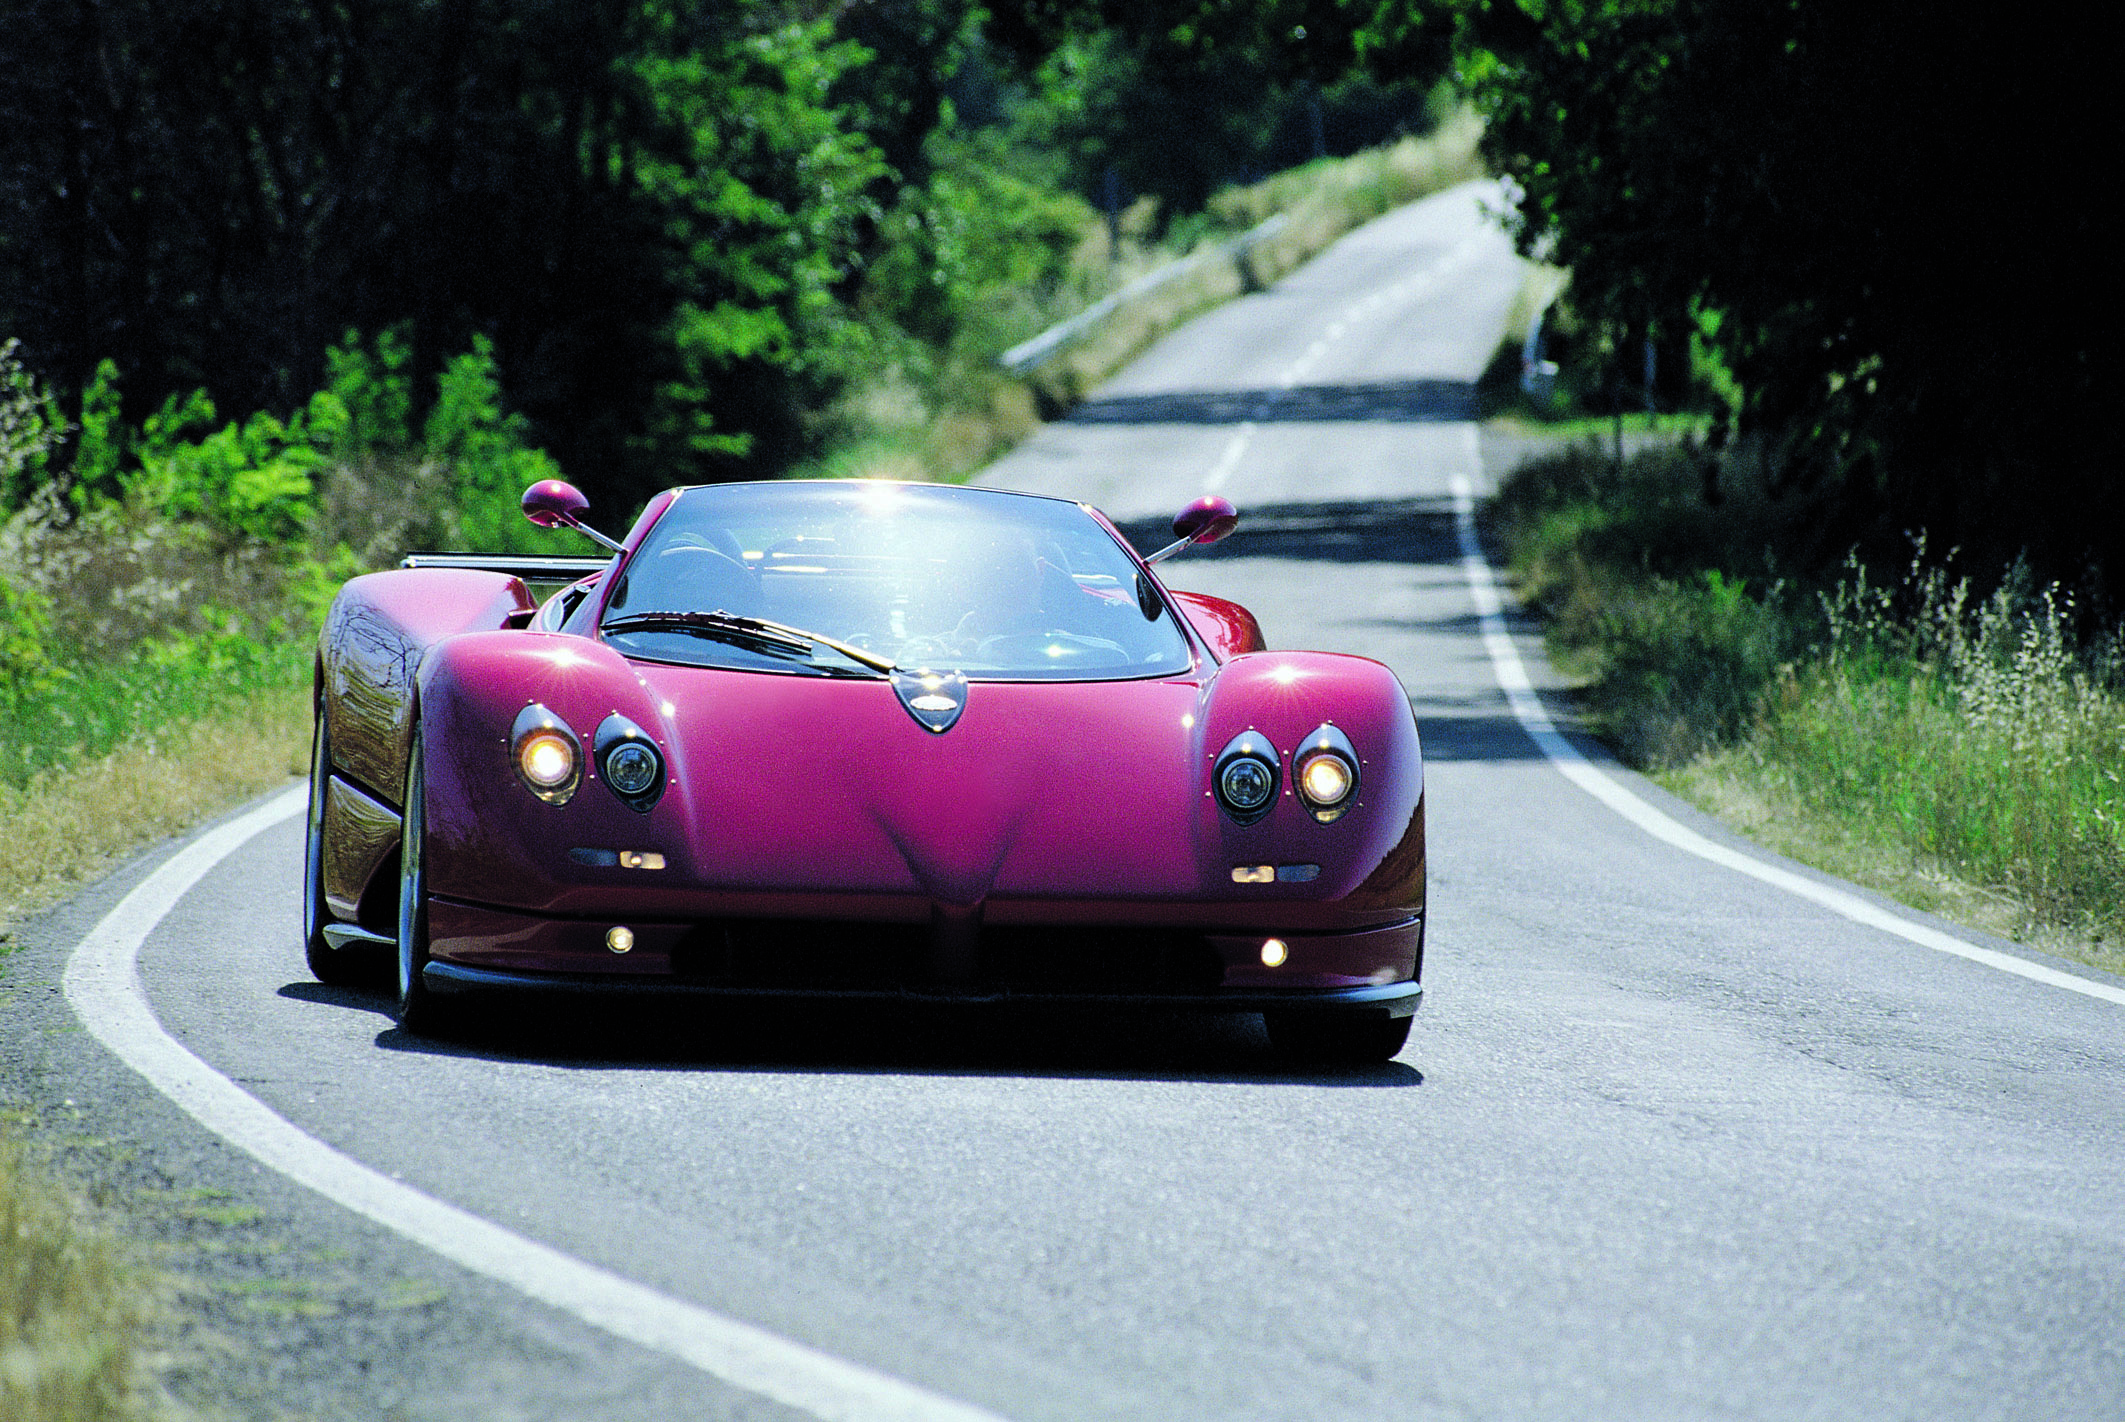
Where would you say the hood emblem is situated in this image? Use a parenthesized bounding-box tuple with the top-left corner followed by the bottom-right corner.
(892, 668, 968, 734)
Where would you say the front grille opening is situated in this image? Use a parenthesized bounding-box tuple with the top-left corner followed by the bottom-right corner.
(982, 925, 1223, 993)
(669, 919, 1223, 994)
(673, 919, 926, 990)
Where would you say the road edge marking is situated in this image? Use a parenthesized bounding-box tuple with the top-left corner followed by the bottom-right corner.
(1447, 460, 2125, 1008)
(62, 785, 1010, 1422)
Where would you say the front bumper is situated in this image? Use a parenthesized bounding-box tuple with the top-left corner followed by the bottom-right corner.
(422, 896, 1422, 1013)
(423, 960, 1421, 1016)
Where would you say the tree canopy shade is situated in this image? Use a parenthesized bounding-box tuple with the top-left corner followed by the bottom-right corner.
(1029, 0, 2116, 585)
(0, 0, 908, 511)
(1454, 0, 2116, 586)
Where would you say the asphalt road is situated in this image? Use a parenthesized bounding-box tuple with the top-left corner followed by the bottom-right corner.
(17, 181, 2125, 1420)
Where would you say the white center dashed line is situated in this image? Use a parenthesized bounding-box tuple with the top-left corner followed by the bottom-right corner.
(1202, 224, 1500, 493)
(1202, 422, 1256, 493)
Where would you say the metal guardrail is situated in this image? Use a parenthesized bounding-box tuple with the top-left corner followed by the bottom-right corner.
(996, 213, 1290, 375)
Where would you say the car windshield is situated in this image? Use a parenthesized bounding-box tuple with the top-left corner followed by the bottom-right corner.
(599, 482, 1196, 681)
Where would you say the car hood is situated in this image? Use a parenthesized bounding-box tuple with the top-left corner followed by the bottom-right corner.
(637, 661, 1219, 908)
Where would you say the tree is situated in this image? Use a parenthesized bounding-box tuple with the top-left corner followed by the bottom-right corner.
(1454, 0, 2115, 584)
(0, 0, 893, 510)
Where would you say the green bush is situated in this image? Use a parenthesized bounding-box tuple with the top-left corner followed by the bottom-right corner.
(0, 329, 574, 791)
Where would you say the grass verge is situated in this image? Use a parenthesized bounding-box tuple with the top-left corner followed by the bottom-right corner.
(0, 683, 310, 938)
(0, 676, 306, 1421)
(2, 1130, 145, 1421)
(1491, 440, 2125, 973)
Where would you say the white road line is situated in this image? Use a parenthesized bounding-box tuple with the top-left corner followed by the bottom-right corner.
(63, 787, 1012, 1422)
(1203, 421, 1255, 492)
(1208, 225, 1501, 494)
(1447, 454, 2125, 1008)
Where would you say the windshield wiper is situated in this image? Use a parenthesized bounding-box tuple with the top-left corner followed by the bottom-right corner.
(601, 609, 893, 675)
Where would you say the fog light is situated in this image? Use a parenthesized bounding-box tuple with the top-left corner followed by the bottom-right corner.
(1260, 938, 1288, 967)
(606, 926, 634, 954)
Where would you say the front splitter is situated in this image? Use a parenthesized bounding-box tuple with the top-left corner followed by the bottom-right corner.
(421, 960, 1422, 1018)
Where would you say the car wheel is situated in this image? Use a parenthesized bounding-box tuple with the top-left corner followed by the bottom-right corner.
(393, 732, 450, 1035)
(1264, 1010, 1411, 1065)
(301, 716, 364, 987)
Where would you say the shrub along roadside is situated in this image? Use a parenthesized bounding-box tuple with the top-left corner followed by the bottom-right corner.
(1491, 443, 2125, 971)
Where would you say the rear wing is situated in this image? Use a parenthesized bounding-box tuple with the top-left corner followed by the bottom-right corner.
(400, 553, 611, 581)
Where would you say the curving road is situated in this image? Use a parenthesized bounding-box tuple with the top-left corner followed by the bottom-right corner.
(35, 180, 2125, 1420)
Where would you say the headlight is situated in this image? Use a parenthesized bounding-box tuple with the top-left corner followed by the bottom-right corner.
(1294, 723, 1359, 823)
(606, 742, 658, 795)
(1221, 757, 1274, 809)
(594, 713, 665, 812)
(1213, 731, 1281, 825)
(511, 704, 581, 805)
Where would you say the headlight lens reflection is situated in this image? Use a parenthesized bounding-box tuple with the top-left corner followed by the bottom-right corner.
(604, 741, 660, 796)
(512, 704, 583, 805)
(520, 733, 575, 788)
(1219, 757, 1274, 812)
(1294, 723, 1359, 822)
(1300, 754, 1352, 807)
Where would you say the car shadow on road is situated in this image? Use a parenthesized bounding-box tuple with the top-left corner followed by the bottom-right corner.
(280, 981, 1421, 1086)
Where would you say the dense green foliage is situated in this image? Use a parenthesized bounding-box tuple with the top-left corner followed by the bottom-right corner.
(1456, 2, 2112, 587)
(0, 0, 896, 510)
(0, 1, 1448, 517)
(1047, 1, 2113, 589)
(1495, 444, 2125, 951)
(0, 332, 569, 788)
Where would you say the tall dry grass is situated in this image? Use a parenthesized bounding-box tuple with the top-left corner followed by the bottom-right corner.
(0, 684, 308, 933)
(1494, 443, 2125, 965)
(2, 1136, 143, 1422)
(1733, 556, 2125, 952)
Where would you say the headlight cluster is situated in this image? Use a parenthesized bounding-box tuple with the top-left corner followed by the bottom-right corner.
(1214, 731, 1280, 825)
(512, 705, 582, 804)
(1213, 723, 1359, 825)
(1292, 724, 1359, 823)
(592, 713, 666, 811)
(511, 703, 665, 812)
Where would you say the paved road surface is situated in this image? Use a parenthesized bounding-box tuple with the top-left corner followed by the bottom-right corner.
(26, 181, 2125, 1420)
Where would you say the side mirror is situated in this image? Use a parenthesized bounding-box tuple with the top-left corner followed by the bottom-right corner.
(522, 478, 589, 530)
(1172, 494, 1239, 546)
(521, 479, 624, 553)
(1145, 495, 1239, 564)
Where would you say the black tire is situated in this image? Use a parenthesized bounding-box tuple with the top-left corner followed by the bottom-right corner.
(302, 716, 365, 986)
(393, 733, 450, 1035)
(1264, 1010, 1411, 1065)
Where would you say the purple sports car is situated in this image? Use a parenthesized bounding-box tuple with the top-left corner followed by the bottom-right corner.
(303, 478, 1425, 1060)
